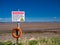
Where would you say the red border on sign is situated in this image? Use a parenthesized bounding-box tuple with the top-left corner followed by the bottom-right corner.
(12, 11, 25, 15)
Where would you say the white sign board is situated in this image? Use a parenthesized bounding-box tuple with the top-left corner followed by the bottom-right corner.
(12, 11, 25, 22)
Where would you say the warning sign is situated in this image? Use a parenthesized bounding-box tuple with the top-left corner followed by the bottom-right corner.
(12, 11, 25, 22)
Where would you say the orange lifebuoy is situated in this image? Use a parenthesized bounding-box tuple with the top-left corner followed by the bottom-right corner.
(12, 27, 22, 38)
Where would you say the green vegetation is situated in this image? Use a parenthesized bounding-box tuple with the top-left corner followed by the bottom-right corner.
(39, 37, 60, 45)
(29, 40, 38, 45)
(0, 37, 60, 45)
(4, 41, 12, 45)
(0, 42, 4, 45)
(18, 42, 24, 45)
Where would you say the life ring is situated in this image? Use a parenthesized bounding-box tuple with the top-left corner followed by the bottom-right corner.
(12, 27, 22, 38)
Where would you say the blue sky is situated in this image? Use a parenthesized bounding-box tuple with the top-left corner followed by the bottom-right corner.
(0, 0, 60, 22)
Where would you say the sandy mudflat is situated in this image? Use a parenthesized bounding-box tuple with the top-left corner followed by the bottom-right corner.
(0, 22, 60, 32)
(0, 22, 60, 42)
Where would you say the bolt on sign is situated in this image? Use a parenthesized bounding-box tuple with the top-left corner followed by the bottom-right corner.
(12, 11, 25, 22)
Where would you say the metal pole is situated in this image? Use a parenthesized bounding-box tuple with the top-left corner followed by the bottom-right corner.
(16, 22, 19, 45)
(16, 9, 20, 45)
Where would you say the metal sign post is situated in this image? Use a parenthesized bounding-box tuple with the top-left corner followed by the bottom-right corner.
(16, 22, 21, 45)
(16, 22, 19, 45)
